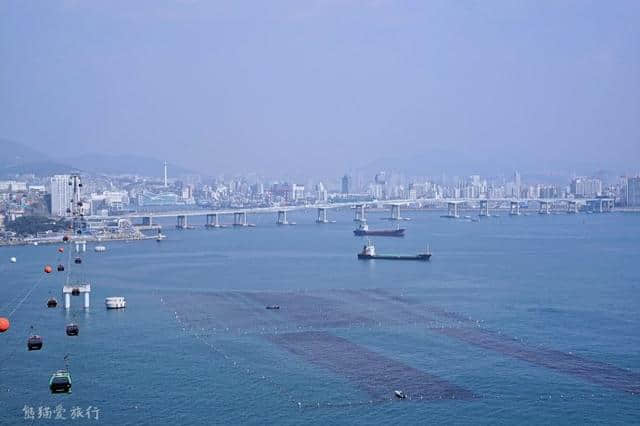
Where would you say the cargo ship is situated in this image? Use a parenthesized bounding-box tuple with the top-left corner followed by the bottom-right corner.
(357, 241, 431, 261)
(353, 222, 405, 237)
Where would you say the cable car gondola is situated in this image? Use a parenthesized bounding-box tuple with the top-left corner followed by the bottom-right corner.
(57, 264, 65, 272)
(49, 370, 72, 393)
(74, 257, 82, 264)
(27, 335, 43, 351)
(65, 324, 79, 336)
(47, 297, 58, 308)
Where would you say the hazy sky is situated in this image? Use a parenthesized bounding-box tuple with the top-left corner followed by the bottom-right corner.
(1, 0, 638, 177)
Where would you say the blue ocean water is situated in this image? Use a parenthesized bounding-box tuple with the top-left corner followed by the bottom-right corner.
(1, 210, 639, 425)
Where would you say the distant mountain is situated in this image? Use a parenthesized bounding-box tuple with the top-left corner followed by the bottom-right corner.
(0, 139, 197, 179)
(0, 138, 73, 177)
(61, 153, 197, 178)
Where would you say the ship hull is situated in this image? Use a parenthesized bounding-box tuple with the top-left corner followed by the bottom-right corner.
(353, 229, 405, 237)
(357, 253, 431, 261)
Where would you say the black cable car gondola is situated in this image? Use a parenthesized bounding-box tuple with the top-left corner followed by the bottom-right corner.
(74, 257, 82, 264)
(57, 264, 65, 272)
(47, 297, 58, 308)
(27, 335, 43, 351)
(65, 324, 79, 336)
(71, 288, 80, 296)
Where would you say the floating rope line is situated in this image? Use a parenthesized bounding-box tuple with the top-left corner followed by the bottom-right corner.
(159, 294, 392, 410)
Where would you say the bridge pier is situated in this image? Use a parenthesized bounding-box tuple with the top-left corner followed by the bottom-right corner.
(479, 200, 489, 217)
(388, 204, 402, 220)
(509, 201, 520, 216)
(316, 207, 329, 223)
(233, 212, 248, 227)
(205, 213, 221, 228)
(445, 202, 459, 218)
(176, 215, 188, 229)
(538, 201, 551, 215)
(354, 204, 366, 222)
(567, 201, 578, 214)
(277, 210, 289, 225)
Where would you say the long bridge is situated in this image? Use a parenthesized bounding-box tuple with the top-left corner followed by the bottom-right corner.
(113, 197, 615, 229)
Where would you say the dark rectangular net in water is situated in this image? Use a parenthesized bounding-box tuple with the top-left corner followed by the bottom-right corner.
(435, 327, 640, 394)
(270, 331, 475, 401)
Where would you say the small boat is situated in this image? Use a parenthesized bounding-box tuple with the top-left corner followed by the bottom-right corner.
(47, 297, 58, 308)
(10, 257, 16, 263)
(94, 245, 106, 252)
(27, 335, 43, 351)
(57, 264, 65, 272)
(65, 324, 79, 336)
(74, 257, 82, 264)
(357, 241, 431, 261)
(49, 370, 72, 393)
(265, 305, 280, 310)
(105, 297, 126, 309)
(394, 390, 407, 399)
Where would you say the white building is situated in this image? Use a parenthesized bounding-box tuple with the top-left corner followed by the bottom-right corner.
(51, 175, 72, 217)
(571, 178, 602, 198)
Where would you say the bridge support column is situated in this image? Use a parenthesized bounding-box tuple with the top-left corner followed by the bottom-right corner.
(205, 214, 220, 228)
(234, 212, 247, 226)
(479, 200, 489, 217)
(75, 241, 86, 252)
(538, 201, 550, 215)
(390, 205, 401, 220)
(447, 202, 459, 218)
(316, 208, 328, 223)
(176, 215, 187, 229)
(354, 204, 366, 222)
(509, 201, 520, 216)
(277, 210, 288, 225)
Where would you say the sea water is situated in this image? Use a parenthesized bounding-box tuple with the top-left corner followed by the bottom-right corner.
(0, 210, 638, 424)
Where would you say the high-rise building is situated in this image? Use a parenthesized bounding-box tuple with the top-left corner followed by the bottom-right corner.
(292, 184, 305, 201)
(341, 174, 351, 194)
(627, 177, 640, 206)
(316, 182, 328, 202)
(571, 177, 602, 198)
(50, 175, 72, 217)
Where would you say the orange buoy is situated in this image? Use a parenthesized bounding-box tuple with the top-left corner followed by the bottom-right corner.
(44, 265, 53, 274)
(58, 247, 64, 253)
(0, 317, 9, 333)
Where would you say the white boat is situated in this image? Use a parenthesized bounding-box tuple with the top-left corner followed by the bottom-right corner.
(394, 390, 407, 399)
(105, 297, 126, 309)
(10, 257, 16, 263)
(94, 245, 107, 252)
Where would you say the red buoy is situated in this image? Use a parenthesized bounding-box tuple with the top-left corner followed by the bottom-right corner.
(44, 265, 53, 274)
(58, 247, 64, 253)
(0, 317, 9, 333)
